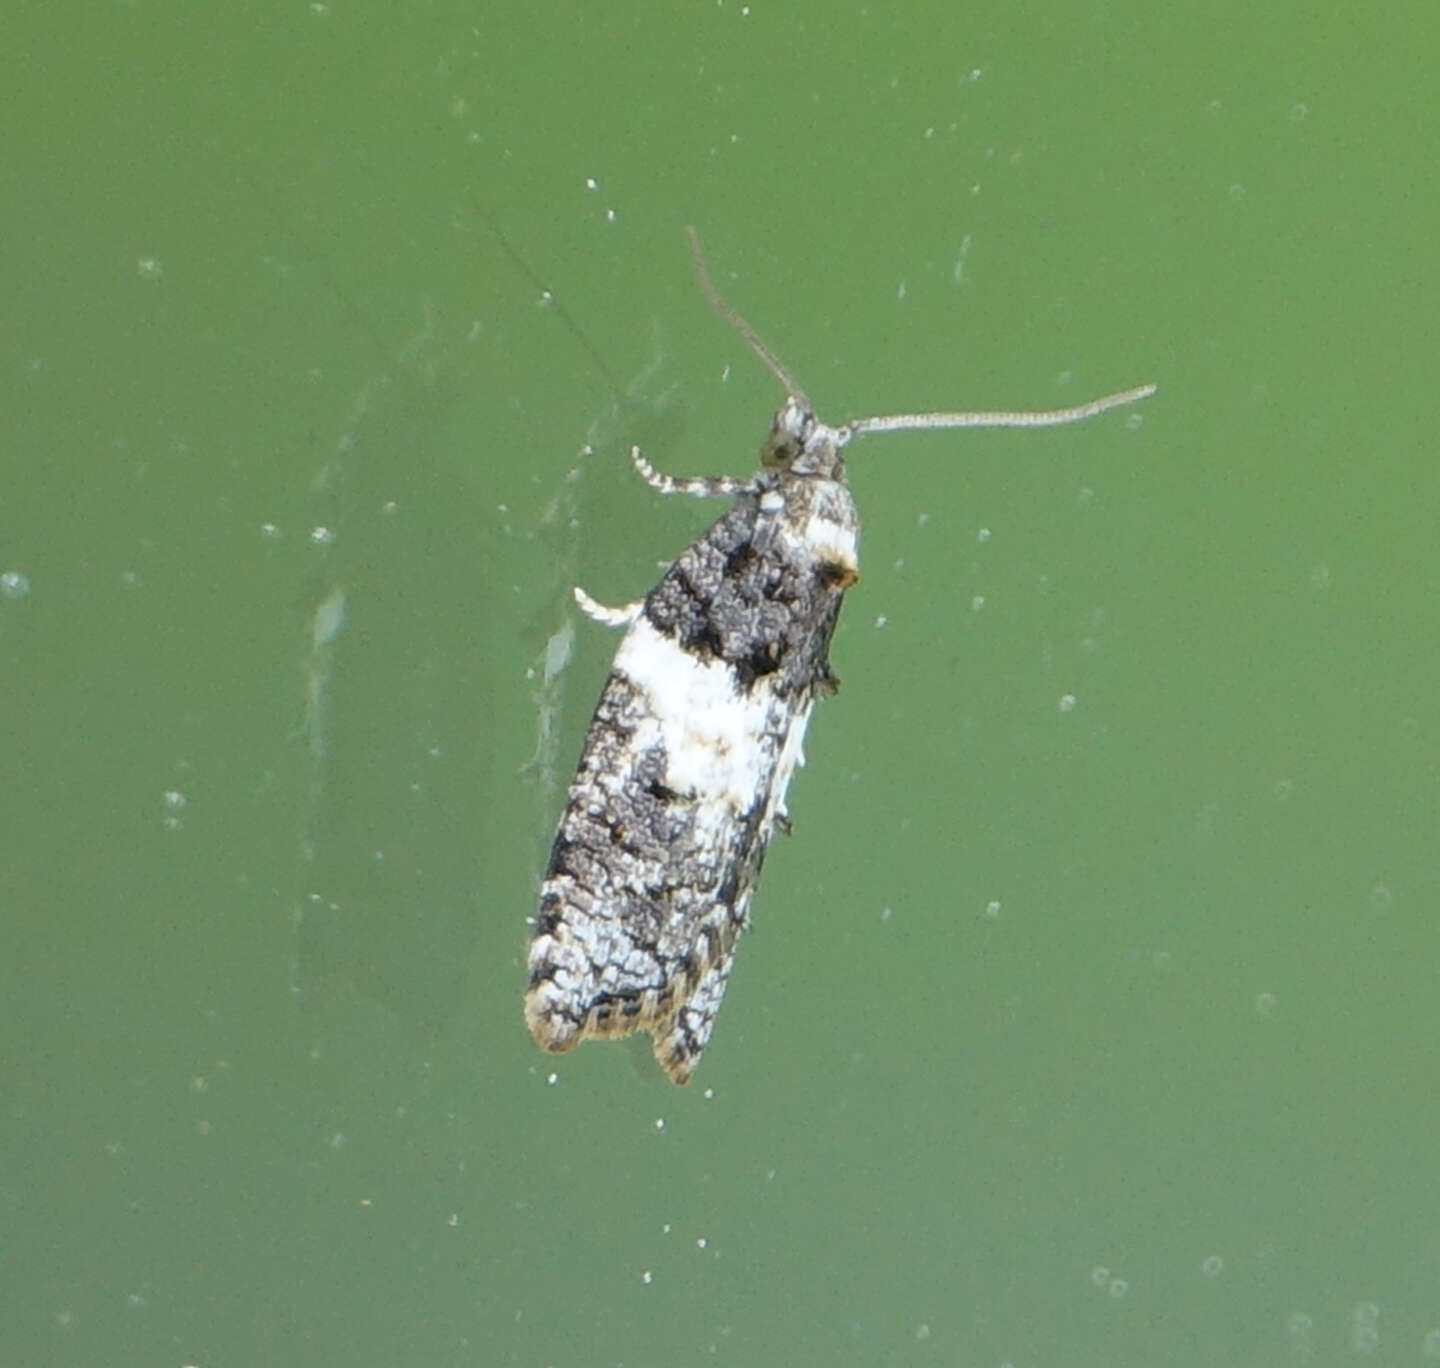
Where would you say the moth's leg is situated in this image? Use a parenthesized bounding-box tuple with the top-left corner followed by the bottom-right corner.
(573, 586, 642, 628)
(630, 446, 755, 499)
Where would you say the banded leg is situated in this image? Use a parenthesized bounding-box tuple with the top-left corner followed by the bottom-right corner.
(572, 586, 642, 628)
(630, 447, 757, 499)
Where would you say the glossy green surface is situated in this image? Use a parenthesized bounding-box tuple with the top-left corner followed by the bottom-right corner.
(7, 2, 1437, 1363)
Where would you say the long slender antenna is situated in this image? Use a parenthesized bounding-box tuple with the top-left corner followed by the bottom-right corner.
(475, 205, 629, 401)
(685, 226, 811, 408)
(684, 225, 1156, 437)
(848, 383, 1157, 438)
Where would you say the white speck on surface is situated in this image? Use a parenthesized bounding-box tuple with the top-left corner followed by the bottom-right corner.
(953, 233, 972, 285)
(162, 789, 187, 831)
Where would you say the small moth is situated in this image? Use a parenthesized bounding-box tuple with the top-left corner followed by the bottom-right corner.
(526, 230, 1155, 1083)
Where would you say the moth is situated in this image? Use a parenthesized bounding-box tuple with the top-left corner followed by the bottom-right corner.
(526, 230, 1155, 1083)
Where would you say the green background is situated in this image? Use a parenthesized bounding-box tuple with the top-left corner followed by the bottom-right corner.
(7, 2, 1437, 1365)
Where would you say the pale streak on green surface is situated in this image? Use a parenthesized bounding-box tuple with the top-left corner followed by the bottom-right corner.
(5, 1, 1440, 1365)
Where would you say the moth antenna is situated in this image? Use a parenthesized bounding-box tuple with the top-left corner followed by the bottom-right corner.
(685, 226, 812, 410)
(847, 383, 1157, 438)
(473, 205, 629, 400)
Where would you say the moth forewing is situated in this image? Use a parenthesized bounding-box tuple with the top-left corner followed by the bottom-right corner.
(526, 446, 857, 1084)
(525, 231, 1155, 1083)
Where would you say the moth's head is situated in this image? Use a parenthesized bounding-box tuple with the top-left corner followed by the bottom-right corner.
(762, 395, 849, 479)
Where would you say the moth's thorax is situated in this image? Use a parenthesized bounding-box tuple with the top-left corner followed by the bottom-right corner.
(762, 395, 852, 481)
(762, 468, 860, 577)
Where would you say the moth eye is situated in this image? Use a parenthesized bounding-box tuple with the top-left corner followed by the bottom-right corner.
(761, 433, 798, 469)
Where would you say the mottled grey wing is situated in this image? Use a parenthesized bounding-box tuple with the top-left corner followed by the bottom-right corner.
(527, 483, 851, 1081)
